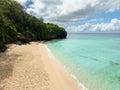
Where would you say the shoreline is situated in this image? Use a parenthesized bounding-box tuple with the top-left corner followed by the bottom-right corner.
(44, 44, 88, 90)
(40, 43, 81, 90)
(0, 42, 81, 90)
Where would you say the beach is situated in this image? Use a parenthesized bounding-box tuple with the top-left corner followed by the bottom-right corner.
(0, 42, 81, 90)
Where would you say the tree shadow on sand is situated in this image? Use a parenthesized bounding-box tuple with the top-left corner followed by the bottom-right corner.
(0, 52, 21, 90)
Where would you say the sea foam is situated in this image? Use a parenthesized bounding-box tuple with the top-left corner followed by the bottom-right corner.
(71, 74, 88, 90)
(44, 44, 88, 90)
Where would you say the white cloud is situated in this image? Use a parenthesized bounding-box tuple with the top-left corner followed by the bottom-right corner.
(15, 0, 120, 24)
(15, 0, 28, 6)
(87, 18, 104, 23)
(66, 18, 120, 33)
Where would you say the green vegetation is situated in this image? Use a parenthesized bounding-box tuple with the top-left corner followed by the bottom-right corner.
(0, 0, 67, 52)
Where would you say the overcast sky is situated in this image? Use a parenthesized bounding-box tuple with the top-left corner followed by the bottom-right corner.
(16, 0, 120, 33)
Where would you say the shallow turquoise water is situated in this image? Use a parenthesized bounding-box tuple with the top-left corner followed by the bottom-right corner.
(46, 33, 120, 90)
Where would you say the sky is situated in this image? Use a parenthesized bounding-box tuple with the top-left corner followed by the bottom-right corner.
(15, 0, 120, 33)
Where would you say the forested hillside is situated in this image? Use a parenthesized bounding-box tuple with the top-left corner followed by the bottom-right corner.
(0, 0, 67, 52)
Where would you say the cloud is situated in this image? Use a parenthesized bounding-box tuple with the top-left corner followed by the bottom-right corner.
(87, 18, 104, 23)
(15, 0, 28, 6)
(15, 0, 120, 24)
(66, 18, 120, 33)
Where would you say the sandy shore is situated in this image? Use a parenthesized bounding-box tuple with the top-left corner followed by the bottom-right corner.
(0, 42, 81, 90)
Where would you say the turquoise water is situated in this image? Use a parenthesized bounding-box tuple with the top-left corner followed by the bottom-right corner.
(46, 33, 120, 90)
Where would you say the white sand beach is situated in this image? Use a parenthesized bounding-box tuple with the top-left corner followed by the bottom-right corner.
(0, 42, 81, 90)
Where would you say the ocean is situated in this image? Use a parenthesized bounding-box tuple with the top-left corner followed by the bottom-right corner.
(46, 33, 120, 90)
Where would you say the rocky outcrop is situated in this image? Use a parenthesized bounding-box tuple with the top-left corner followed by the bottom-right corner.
(0, 44, 7, 52)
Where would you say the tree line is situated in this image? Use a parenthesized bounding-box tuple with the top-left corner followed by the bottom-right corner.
(0, 0, 67, 52)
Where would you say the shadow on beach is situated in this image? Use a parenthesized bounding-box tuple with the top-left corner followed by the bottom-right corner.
(0, 51, 21, 90)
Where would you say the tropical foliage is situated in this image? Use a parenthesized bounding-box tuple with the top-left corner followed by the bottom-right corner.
(0, 0, 67, 52)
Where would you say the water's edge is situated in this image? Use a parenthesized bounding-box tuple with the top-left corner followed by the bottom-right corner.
(44, 44, 88, 90)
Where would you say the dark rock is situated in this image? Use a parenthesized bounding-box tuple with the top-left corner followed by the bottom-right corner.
(14, 41, 22, 45)
(0, 44, 7, 52)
